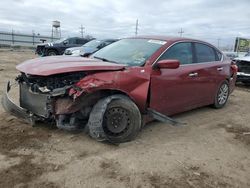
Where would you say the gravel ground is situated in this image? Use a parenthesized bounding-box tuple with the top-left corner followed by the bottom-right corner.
(0, 49, 250, 188)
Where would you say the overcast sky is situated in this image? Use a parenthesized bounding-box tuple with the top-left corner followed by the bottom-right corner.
(0, 0, 249, 48)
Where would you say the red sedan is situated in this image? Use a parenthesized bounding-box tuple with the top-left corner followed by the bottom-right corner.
(2, 36, 237, 143)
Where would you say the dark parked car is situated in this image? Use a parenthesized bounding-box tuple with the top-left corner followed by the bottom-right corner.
(36, 37, 92, 56)
(64, 39, 118, 57)
(234, 56, 250, 84)
(3, 36, 237, 143)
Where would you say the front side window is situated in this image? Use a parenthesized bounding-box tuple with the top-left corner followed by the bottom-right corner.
(158, 42, 193, 65)
(195, 43, 216, 63)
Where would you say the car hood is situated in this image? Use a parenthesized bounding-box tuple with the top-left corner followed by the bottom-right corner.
(66, 46, 97, 53)
(16, 56, 126, 76)
(234, 56, 250, 62)
(66, 47, 83, 51)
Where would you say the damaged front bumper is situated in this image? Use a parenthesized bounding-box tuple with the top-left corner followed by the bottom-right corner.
(1, 81, 34, 124)
(1, 81, 85, 129)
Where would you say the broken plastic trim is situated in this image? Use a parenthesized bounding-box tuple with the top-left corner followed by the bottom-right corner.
(147, 108, 186, 126)
(1, 81, 35, 125)
(56, 114, 79, 131)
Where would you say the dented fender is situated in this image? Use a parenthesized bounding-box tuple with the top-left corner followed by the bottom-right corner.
(67, 66, 151, 112)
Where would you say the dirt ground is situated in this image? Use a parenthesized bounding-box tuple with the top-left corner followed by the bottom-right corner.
(0, 49, 250, 188)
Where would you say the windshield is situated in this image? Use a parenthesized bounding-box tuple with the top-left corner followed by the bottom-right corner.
(53, 38, 67, 44)
(83, 40, 102, 48)
(91, 38, 166, 66)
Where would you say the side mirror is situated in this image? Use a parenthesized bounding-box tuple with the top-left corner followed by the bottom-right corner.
(63, 40, 68, 45)
(155, 59, 180, 69)
(80, 52, 89, 57)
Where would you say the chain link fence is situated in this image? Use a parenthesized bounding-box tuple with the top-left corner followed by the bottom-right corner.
(0, 31, 60, 47)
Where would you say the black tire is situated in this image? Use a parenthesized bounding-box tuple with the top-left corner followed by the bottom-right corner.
(213, 81, 229, 109)
(103, 97, 141, 143)
(242, 81, 250, 85)
(47, 50, 58, 56)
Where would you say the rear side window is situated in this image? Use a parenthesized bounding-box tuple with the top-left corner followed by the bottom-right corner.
(77, 39, 88, 44)
(68, 38, 76, 44)
(158, 42, 193, 65)
(195, 43, 217, 63)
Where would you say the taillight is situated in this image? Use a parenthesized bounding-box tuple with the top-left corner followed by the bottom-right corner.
(231, 61, 238, 73)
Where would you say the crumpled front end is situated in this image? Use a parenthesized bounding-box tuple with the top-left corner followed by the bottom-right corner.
(2, 82, 32, 123)
(2, 72, 86, 126)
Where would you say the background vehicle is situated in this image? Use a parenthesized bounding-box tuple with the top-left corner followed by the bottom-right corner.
(245, 51, 250, 56)
(223, 51, 238, 60)
(3, 36, 237, 143)
(64, 39, 118, 57)
(234, 56, 250, 84)
(36, 37, 92, 56)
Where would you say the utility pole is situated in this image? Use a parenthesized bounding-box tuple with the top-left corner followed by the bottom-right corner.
(32, 30, 35, 45)
(11, 29, 14, 44)
(217, 38, 221, 49)
(135, 19, 139, 36)
(178, 28, 184, 37)
(79, 25, 85, 38)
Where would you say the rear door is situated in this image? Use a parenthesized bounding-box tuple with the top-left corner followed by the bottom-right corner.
(192, 42, 228, 104)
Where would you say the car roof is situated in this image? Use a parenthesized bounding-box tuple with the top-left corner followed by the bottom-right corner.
(94, 38, 118, 42)
(128, 35, 207, 43)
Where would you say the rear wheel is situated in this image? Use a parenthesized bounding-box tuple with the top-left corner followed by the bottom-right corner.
(213, 81, 229, 109)
(47, 50, 57, 56)
(103, 97, 141, 143)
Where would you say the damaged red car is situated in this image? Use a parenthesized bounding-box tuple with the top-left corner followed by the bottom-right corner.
(2, 36, 237, 143)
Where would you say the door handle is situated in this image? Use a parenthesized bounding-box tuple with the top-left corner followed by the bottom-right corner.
(217, 67, 223, 71)
(189, 72, 198, 77)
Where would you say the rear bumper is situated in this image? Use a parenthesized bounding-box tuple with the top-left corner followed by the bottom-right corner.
(1, 81, 31, 122)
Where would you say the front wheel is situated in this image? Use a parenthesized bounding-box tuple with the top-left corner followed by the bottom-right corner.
(47, 50, 57, 56)
(103, 97, 141, 143)
(213, 81, 229, 109)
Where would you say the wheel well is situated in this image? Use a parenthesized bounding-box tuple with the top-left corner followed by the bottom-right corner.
(64, 89, 136, 120)
(83, 89, 133, 105)
(46, 48, 58, 55)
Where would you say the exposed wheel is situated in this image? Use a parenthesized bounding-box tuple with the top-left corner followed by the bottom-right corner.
(213, 81, 229, 109)
(47, 50, 57, 56)
(103, 97, 141, 143)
